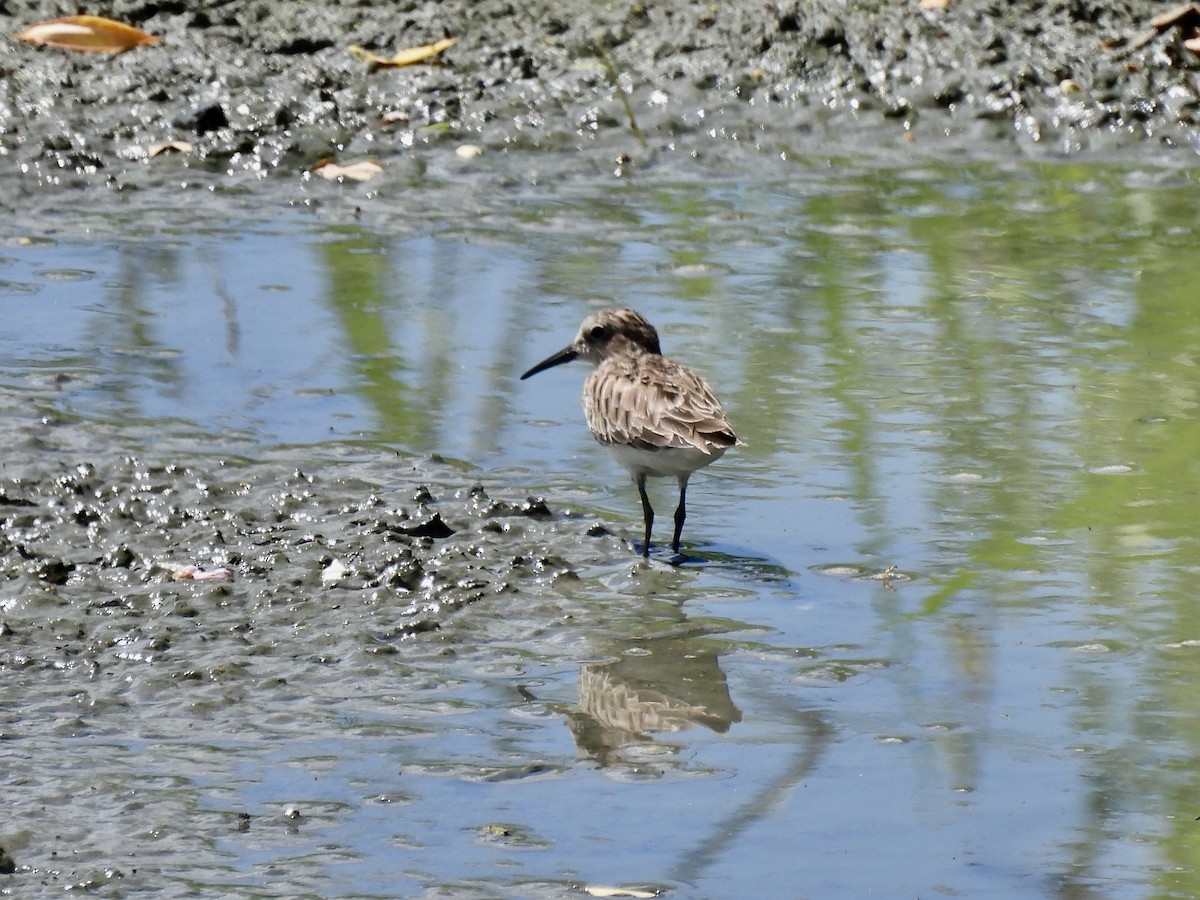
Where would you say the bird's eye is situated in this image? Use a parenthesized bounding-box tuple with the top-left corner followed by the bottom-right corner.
(590, 325, 608, 340)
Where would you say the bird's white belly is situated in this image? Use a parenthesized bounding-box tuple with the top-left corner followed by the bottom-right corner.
(602, 442, 726, 479)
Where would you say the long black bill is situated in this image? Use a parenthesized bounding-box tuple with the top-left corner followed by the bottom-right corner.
(520, 346, 578, 380)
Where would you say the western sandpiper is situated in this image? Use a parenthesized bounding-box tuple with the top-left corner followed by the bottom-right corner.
(521, 307, 739, 558)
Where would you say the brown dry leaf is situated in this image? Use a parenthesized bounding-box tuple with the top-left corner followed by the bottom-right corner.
(147, 140, 194, 158)
(348, 37, 456, 68)
(1125, 3, 1200, 52)
(1150, 3, 1200, 30)
(311, 159, 384, 182)
(1145, 3, 1200, 55)
(16, 15, 159, 53)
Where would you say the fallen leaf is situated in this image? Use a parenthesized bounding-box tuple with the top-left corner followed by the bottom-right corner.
(1148, 3, 1200, 57)
(348, 37, 456, 69)
(388, 37, 456, 65)
(1126, 3, 1200, 52)
(348, 45, 391, 66)
(170, 564, 232, 582)
(147, 140, 194, 158)
(311, 159, 384, 182)
(16, 15, 159, 53)
(1150, 3, 1200, 31)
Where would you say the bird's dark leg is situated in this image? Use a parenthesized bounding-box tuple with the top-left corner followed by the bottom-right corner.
(671, 476, 689, 554)
(636, 473, 654, 558)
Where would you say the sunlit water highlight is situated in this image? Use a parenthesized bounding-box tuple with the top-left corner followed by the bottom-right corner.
(3, 159, 1200, 898)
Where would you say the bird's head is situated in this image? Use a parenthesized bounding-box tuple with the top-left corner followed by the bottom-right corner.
(520, 308, 661, 379)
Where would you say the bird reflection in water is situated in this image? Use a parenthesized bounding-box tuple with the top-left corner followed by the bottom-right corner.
(565, 637, 742, 766)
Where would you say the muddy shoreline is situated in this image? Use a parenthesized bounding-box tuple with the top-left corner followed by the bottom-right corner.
(1, 0, 1198, 215)
(0, 376, 614, 639)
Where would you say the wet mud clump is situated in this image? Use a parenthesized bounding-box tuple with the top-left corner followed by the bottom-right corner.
(0, 451, 595, 674)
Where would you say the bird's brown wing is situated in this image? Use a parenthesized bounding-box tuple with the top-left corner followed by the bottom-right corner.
(583, 354, 737, 453)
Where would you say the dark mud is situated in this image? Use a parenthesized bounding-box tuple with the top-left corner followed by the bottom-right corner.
(0, 379, 613, 651)
(0, 374, 713, 894)
(1, 0, 1199, 217)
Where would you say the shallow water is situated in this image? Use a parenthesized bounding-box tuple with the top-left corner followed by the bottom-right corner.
(4, 158, 1200, 898)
